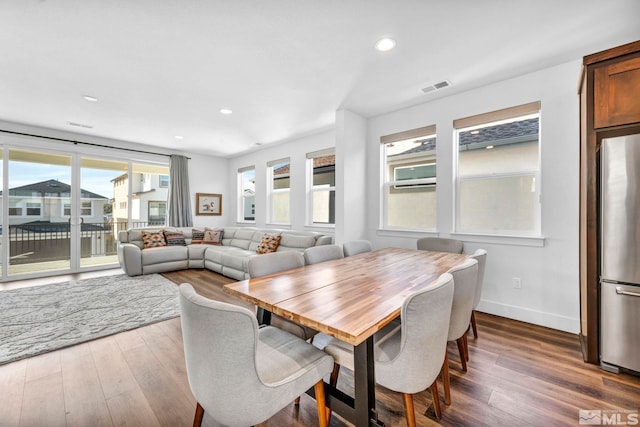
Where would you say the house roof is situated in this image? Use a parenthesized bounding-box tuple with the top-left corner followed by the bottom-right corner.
(390, 118, 539, 157)
(0, 179, 108, 199)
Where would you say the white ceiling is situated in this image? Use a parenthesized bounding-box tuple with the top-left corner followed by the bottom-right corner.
(1, 1, 639, 158)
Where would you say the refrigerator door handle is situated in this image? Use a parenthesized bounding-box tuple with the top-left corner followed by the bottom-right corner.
(615, 286, 640, 297)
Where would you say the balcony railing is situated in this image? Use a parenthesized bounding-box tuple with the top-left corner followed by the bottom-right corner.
(6, 220, 166, 265)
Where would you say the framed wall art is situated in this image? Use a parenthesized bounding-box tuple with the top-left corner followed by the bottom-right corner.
(196, 193, 222, 216)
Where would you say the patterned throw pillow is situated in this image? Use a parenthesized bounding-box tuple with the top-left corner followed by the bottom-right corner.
(256, 233, 281, 254)
(202, 228, 224, 245)
(191, 229, 205, 243)
(141, 230, 167, 249)
(163, 230, 186, 246)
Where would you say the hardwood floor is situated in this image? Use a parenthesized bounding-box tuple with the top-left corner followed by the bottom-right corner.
(1, 268, 638, 426)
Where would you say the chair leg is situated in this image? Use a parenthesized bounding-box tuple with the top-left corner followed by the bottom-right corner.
(430, 380, 442, 419)
(325, 363, 341, 423)
(402, 393, 417, 427)
(456, 337, 467, 372)
(329, 362, 340, 387)
(314, 380, 328, 427)
(471, 311, 478, 339)
(294, 396, 300, 406)
(441, 352, 451, 405)
(193, 402, 204, 427)
(463, 333, 469, 361)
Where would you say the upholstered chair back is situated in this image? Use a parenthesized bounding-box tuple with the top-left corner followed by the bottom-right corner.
(446, 258, 478, 341)
(304, 244, 344, 264)
(417, 237, 464, 254)
(342, 240, 373, 257)
(248, 251, 305, 278)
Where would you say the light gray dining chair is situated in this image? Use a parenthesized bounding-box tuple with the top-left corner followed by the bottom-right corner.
(316, 273, 455, 424)
(179, 284, 333, 427)
(342, 240, 373, 256)
(304, 244, 344, 264)
(417, 237, 464, 254)
(440, 257, 478, 405)
(469, 249, 487, 340)
(247, 251, 317, 341)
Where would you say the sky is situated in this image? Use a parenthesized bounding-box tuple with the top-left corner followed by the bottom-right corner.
(2, 163, 121, 199)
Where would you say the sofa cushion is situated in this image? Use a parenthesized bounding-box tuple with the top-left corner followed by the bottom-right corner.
(256, 234, 281, 254)
(141, 246, 188, 264)
(191, 228, 205, 243)
(222, 250, 256, 271)
(164, 230, 187, 246)
(142, 230, 167, 249)
(203, 227, 224, 245)
(229, 229, 255, 249)
(279, 233, 316, 250)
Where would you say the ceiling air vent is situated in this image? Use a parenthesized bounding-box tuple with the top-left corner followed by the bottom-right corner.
(421, 80, 451, 94)
(67, 121, 93, 129)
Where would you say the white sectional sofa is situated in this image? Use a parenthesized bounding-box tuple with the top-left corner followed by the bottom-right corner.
(117, 226, 332, 279)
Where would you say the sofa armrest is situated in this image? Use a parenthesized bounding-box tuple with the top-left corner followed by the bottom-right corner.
(118, 243, 143, 276)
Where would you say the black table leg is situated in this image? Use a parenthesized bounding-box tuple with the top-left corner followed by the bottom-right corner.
(354, 337, 384, 427)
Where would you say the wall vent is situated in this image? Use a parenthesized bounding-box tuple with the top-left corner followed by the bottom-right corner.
(67, 121, 94, 129)
(421, 80, 451, 94)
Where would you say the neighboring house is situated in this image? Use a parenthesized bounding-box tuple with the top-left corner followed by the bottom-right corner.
(111, 172, 169, 228)
(386, 118, 539, 229)
(243, 188, 255, 221)
(0, 179, 110, 262)
(0, 179, 108, 227)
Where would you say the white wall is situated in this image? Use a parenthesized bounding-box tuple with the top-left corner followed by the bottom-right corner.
(190, 154, 229, 229)
(367, 59, 581, 333)
(228, 130, 336, 237)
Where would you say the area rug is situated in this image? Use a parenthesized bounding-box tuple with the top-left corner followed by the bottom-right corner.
(0, 273, 180, 365)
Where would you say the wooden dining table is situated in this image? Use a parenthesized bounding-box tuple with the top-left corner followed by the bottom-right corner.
(223, 247, 468, 427)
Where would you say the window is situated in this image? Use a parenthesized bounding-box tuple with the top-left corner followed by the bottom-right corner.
(307, 149, 335, 225)
(381, 125, 437, 230)
(454, 102, 541, 236)
(159, 174, 169, 188)
(148, 201, 166, 224)
(238, 167, 255, 222)
(63, 201, 92, 216)
(268, 158, 290, 224)
(26, 202, 41, 216)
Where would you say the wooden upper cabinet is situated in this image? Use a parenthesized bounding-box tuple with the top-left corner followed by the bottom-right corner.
(594, 54, 640, 128)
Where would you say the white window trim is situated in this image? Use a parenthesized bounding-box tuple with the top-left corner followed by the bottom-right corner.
(267, 159, 291, 225)
(237, 167, 256, 224)
(306, 150, 336, 227)
(380, 131, 437, 232)
(453, 109, 542, 238)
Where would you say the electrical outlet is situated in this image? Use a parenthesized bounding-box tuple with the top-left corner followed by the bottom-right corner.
(512, 277, 522, 289)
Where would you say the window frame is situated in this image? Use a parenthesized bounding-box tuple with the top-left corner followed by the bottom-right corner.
(380, 125, 437, 231)
(306, 149, 336, 226)
(453, 102, 542, 237)
(267, 158, 291, 225)
(237, 166, 256, 223)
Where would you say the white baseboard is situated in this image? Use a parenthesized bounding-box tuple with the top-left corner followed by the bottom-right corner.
(476, 299, 580, 334)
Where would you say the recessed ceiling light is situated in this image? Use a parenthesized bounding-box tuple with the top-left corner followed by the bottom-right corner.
(220, 108, 233, 115)
(486, 145, 494, 150)
(375, 37, 396, 52)
(82, 95, 98, 102)
(175, 135, 184, 140)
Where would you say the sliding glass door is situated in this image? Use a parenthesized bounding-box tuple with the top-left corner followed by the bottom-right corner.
(7, 149, 73, 276)
(79, 157, 129, 269)
(0, 142, 170, 281)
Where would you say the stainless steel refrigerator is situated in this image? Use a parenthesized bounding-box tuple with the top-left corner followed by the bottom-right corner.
(600, 134, 640, 374)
